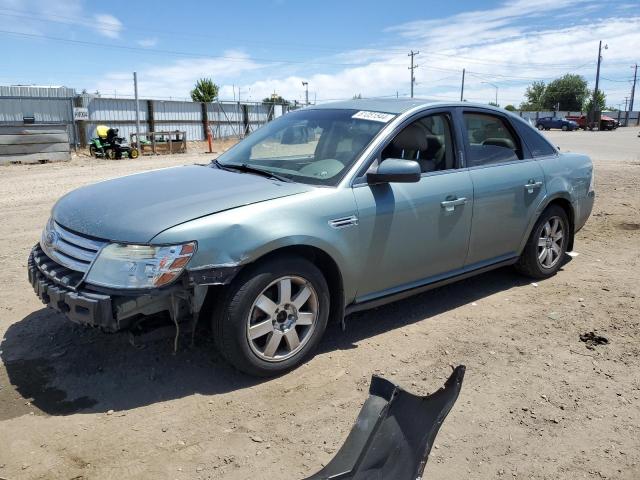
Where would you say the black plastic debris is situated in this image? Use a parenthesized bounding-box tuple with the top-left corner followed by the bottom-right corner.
(304, 365, 465, 480)
(580, 331, 609, 349)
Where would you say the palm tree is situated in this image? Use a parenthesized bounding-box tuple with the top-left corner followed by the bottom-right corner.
(190, 78, 219, 102)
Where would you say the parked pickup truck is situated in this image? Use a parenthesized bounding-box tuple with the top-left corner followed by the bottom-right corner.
(29, 100, 595, 376)
(565, 114, 619, 130)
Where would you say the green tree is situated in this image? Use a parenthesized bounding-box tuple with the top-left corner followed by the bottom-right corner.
(583, 90, 607, 112)
(542, 74, 589, 110)
(488, 101, 499, 107)
(521, 81, 546, 110)
(504, 104, 516, 112)
(352, 93, 362, 99)
(190, 78, 219, 102)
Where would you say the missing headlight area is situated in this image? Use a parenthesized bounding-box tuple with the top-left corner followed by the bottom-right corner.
(304, 365, 466, 480)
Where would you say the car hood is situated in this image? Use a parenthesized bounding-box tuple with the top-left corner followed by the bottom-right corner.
(52, 165, 313, 243)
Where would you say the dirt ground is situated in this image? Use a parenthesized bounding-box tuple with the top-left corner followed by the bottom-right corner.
(0, 128, 638, 480)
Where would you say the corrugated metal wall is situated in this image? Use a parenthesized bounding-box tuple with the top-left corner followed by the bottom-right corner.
(85, 97, 149, 140)
(153, 100, 202, 140)
(517, 110, 639, 125)
(0, 86, 76, 98)
(0, 87, 292, 146)
(0, 97, 72, 123)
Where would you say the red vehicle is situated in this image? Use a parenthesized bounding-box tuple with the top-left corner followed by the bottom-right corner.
(565, 114, 618, 131)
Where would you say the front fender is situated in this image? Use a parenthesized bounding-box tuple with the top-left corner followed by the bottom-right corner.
(152, 188, 362, 302)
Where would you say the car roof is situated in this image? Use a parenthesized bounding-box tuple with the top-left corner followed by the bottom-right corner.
(305, 98, 508, 115)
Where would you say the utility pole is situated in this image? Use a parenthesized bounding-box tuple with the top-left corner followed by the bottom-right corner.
(133, 72, 141, 158)
(591, 40, 606, 128)
(460, 68, 465, 101)
(408, 50, 419, 98)
(302, 81, 309, 106)
(625, 63, 637, 127)
(481, 81, 499, 106)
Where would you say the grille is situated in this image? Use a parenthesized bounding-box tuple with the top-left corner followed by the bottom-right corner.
(41, 220, 107, 273)
(31, 244, 85, 289)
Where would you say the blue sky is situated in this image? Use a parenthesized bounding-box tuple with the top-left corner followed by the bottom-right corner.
(1, 0, 638, 107)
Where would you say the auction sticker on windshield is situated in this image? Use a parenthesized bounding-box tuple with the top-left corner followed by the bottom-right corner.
(351, 111, 395, 123)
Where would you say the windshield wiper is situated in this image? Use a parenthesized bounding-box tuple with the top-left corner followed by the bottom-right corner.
(215, 161, 293, 183)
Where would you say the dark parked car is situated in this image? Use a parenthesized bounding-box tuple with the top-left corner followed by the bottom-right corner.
(536, 116, 578, 131)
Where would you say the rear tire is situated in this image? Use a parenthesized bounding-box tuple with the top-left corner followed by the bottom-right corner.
(515, 205, 570, 279)
(561, 125, 568, 131)
(537, 124, 544, 130)
(212, 256, 330, 377)
(89, 145, 97, 157)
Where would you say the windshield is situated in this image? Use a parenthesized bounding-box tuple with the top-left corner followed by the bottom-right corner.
(214, 109, 392, 186)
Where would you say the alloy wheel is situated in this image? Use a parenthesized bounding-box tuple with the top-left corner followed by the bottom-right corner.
(537, 216, 565, 269)
(246, 276, 319, 362)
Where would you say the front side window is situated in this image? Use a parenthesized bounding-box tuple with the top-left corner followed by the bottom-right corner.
(463, 112, 522, 167)
(215, 109, 390, 186)
(381, 113, 455, 173)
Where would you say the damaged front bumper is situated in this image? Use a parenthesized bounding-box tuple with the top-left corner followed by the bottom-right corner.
(305, 365, 465, 480)
(28, 244, 240, 332)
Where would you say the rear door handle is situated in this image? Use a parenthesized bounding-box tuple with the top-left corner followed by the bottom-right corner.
(524, 181, 543, 194)
(440, 197, 467, 212)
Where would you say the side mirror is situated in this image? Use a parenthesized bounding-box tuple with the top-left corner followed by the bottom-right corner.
(367, 159, 421, 184)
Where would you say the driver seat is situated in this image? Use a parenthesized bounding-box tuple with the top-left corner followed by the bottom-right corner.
(385, 124, 427, 159)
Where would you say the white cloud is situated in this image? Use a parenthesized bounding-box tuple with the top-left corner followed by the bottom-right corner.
(0, 1, 125, 41)
(0, 0, 83, 35)
(93, 50, 264, 99)
(91, 1, 640, 106)
(93, 13, 122, 39)
(137, 37, 158, 48)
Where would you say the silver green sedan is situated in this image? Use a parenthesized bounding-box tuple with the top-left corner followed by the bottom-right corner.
(29, 99, 594, 376)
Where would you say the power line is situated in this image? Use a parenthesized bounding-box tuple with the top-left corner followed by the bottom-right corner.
(0, 8, 612, 71)
(601, 76, 634, 83)
(0, 29, 406, 68)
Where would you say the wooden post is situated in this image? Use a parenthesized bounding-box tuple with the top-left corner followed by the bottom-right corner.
(201, 102, 209, 141)
(242, 104, 249, 137)
(147, 100, 154, 132)
(73, 95, 87, 148)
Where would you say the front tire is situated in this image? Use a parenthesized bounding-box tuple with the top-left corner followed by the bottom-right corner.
(537, 124, 544, 130)
(561, 125, 568, 131)
(515, 205, 570, 279)
(212, 256, 330, 376)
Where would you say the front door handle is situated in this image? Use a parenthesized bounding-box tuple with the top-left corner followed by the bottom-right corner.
(524, 181, 543, 194)
(440, 197, 467, 212)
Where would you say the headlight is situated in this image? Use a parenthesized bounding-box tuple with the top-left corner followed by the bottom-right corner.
(85, 242, 196, 289)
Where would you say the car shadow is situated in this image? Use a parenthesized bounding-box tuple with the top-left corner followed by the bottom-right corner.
(1, 265, 552, 419)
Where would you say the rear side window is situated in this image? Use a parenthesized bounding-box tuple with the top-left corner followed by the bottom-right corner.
(513, 119, 558, 157)
(463, 112, 523, 167)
